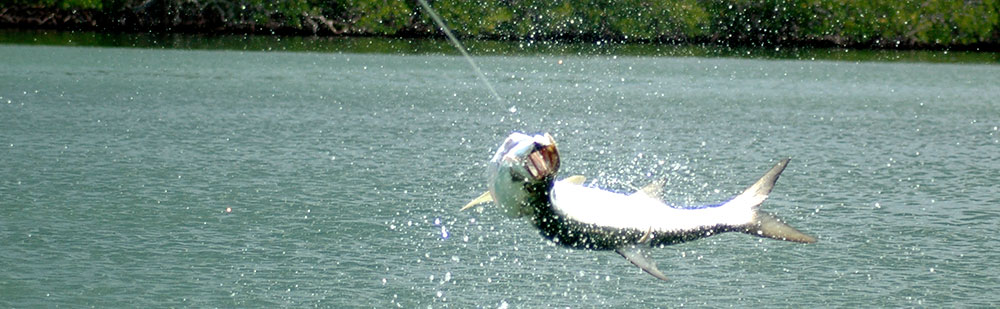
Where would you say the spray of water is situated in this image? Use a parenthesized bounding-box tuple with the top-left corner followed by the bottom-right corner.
(416, 0, 508, 109)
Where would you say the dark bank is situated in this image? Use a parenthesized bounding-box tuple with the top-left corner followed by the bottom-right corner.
(3, 0, 1000, 50)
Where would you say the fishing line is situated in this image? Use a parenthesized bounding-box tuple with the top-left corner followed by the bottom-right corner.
(416, 0, 508, 109)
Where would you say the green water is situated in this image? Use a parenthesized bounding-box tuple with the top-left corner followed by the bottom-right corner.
(1, 32, 999, 307)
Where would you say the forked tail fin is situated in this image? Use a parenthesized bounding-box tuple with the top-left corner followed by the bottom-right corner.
(732, 158, 816, 243)
(747, 211, 816, 243)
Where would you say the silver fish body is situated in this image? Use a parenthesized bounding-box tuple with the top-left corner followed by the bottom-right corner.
(472, 132, 815, 280)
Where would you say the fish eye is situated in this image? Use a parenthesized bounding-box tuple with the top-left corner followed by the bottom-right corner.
(500, 133, 532, 152)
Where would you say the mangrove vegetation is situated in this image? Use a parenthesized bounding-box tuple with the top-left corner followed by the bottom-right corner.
(2, 0, 998, 49)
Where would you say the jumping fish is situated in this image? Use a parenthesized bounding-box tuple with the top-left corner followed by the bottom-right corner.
(463, 132, 816, 280)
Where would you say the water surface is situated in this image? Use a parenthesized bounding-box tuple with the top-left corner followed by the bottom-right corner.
(1, 35, 999, 307)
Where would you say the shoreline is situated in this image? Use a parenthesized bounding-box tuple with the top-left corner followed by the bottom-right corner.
(4, 28, 999, 65)
(3, 3, 999, 52)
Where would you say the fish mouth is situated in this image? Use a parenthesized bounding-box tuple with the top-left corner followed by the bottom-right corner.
(526, 141, 559, 180)
(508, 133, 560, 180)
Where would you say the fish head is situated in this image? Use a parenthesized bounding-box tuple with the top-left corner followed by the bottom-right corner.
(487, 132, 560, 217)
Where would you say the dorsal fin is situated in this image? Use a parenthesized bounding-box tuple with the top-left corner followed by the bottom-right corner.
(616, 245, 668, 280)
(615, 227, 668, 280)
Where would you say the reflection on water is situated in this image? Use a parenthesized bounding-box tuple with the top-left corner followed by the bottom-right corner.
(2, 29, 998, 63)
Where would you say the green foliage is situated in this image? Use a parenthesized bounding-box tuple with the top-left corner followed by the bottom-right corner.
(9, 0, 1000, 47)
(345, 0, 412, 35)
(701, 0, 809, 43)
(422, 0, 709, 41)
(4, 0, 103, 9)
(787, 0, 1000, 46)
(429, 0, 513, 38)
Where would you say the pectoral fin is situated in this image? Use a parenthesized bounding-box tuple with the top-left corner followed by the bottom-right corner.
(616, 245, 668, 281)
(464, 175, 584, 211)
(461, 191, 493, 211)
(560, 175, 586, 185)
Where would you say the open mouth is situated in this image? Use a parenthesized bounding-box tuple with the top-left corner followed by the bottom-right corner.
(523, 134, 560, 180)
(495, 133, 561, 181)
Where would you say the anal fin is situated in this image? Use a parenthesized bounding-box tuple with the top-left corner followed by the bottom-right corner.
(631, 179, 667, 199)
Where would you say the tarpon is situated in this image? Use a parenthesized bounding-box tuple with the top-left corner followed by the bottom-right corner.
(463, 132, 816, 280)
